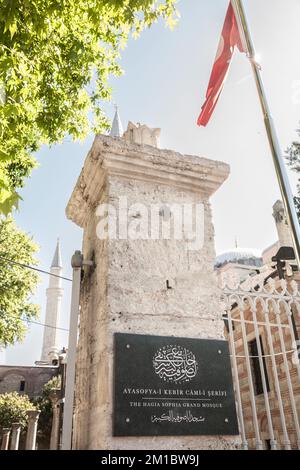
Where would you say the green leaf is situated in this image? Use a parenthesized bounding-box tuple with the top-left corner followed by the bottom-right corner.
(0, 148, 10, 161)
(0, 0, 178, 215)
(0, 217, 39, 346)
(0, 392, 37, 429)
(9, 21, 18, 39)
(0, 190, 21, 216)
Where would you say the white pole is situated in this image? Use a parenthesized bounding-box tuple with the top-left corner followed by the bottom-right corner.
(227, 311, 248, 450)
(231, 0, 300, 269)
(275, 306, 300, 448)
(263, 305, 291, 450)
(251, 305, 277, 449)
(284, 304, 300, 383)
(61, 251, 82, 450)
(239, 305, 263, 449)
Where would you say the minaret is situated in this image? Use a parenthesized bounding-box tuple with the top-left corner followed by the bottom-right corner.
(40, 239, 63, 364)
(109, 105, 123, 137)
(273, 200, 293, 247)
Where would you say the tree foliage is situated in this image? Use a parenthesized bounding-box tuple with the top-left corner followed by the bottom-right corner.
(0, 218, 39, 346)
(286, 127, 300, 218)
(0, 0, 178, 214)
(33, 375, 61, 440)
(0, 392, 36, 428)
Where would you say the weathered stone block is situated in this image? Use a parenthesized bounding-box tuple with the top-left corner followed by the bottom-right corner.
(66, 134, 241, 450)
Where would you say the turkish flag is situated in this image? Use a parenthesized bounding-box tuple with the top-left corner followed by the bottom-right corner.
(197, 3, 246, 126)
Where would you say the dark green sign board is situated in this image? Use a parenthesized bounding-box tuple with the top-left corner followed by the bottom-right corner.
(113, 333, 239, 436)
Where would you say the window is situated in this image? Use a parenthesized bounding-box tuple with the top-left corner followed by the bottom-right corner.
(249, 337, 270, 396)
(265, 440, 271, 450)
(19, 380, 25, 392)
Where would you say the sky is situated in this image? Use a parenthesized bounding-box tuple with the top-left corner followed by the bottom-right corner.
(3, 0, 300, 365)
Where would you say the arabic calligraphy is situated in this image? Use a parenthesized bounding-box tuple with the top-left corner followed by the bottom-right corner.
(153, 345, 198, 384)
(151, 411, 205, 424)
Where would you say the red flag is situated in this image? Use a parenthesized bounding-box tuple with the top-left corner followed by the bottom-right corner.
(197, 3, 246, 126)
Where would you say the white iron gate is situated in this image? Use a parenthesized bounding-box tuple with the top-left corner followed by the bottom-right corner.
(221, 275, 300, 450)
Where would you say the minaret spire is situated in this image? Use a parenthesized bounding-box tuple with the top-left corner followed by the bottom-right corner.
(110, 105, 123, 138)
(273, 200, 293, 247)
(40, 239, 64, 364)
(51, 238, 62, 268)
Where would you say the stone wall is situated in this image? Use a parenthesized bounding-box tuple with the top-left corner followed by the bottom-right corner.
(0, 365, 58, 399)
(67, 134, 240, 450)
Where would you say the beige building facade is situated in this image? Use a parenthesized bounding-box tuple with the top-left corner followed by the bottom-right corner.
(0, 365, 58, 400)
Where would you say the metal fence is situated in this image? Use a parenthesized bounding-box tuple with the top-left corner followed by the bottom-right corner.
(221, 275, 300, 450)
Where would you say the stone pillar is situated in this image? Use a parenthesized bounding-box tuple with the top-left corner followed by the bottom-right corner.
(10, 423, 21, 450)
(25, 410, 40, 450)
(66, 133, 240, 450)
(49, 389, 61, 450)
(1, 428, 11, 450)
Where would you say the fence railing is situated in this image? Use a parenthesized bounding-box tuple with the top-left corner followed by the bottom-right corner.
(221, 275, 300, 450)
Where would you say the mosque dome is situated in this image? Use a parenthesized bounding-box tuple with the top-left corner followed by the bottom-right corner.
(215, 247, 263, 268)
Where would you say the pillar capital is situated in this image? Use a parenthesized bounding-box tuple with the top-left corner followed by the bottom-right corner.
(26, 409, 40, 422)
(66, 134, 230, 228)
(49, 388, 61, 407)
(11, 422, 21, 430)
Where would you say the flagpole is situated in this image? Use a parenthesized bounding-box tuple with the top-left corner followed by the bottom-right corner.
(231, 0, 300, 269)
